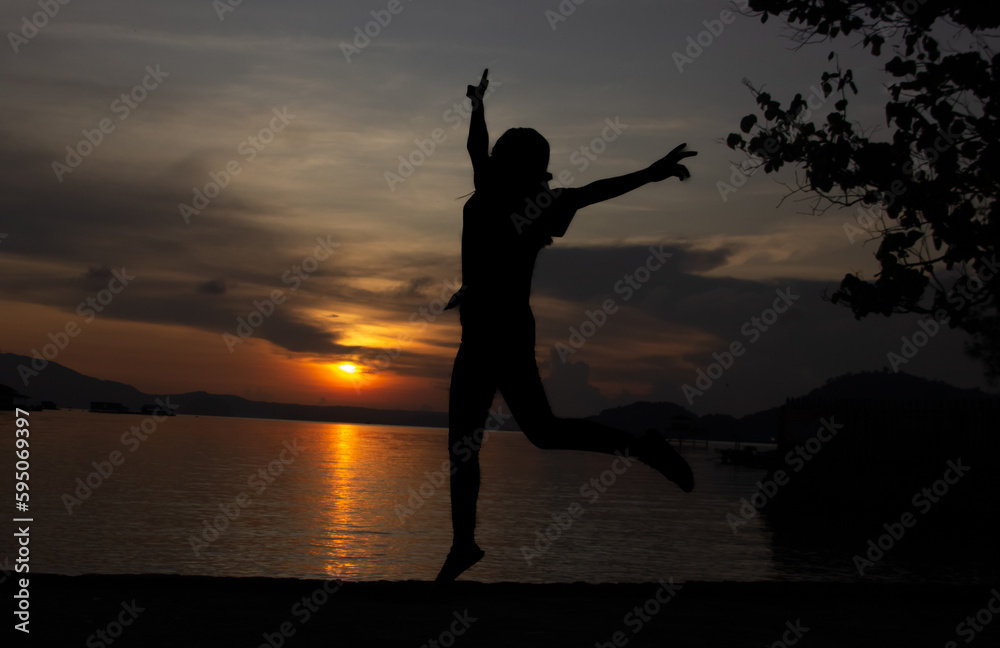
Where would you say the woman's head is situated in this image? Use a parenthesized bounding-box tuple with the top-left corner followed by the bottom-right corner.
(490, 128, 553, 187)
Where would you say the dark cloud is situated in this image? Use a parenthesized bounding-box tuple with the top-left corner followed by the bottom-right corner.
(541, 349, 614, 417)
(197, 279, 227, 294)
(80, 266, 118, 291)
(82, 266, 114, 281)
(0, 123, 457, 358)
(385, 275, 434, 300)
(533, 243, 732, 302)
(530, 244, 989, 415)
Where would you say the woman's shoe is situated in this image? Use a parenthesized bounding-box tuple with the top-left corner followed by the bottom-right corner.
(433, 544, 485, 586)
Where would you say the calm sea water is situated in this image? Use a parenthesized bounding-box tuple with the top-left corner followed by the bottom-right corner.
(0, 410, 987, 583)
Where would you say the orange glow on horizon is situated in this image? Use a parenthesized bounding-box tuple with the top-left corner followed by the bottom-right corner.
(0, 299, 449, 412)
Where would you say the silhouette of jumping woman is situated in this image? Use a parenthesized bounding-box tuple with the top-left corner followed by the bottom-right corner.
(435, 69, 697, 585)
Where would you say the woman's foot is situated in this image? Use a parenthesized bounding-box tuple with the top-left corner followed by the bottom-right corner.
(433, 543, 485, 586)
(637, 430, 694, 492)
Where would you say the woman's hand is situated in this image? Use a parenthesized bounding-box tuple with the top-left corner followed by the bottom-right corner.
(647, 143, 697, 181)
(466, 69, 489, 108)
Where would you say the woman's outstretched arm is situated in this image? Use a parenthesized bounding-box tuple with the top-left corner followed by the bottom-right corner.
(572, 143, 697, 209)
(467, 69, 489, 186)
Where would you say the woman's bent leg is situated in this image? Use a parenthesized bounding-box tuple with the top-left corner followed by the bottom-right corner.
(498, 349, 693, 491)
(497, 350, 635, 454)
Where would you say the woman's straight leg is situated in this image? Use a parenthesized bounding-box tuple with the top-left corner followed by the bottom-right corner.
(434, 340, 497, 585)
(447, 341, 497, 548)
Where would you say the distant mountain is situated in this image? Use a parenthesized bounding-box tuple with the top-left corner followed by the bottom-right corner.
(1, 354, 991, 436)
(796, 370, 989, 401)
(587, 370, 994, 444)
(165, 391, 448, 428)
(0, 353, 150, 410)
(0, 353, 447, 428)
(587, 400, 694, 436)
(0, 384, 24, 398)
(588, 401, 781, 444)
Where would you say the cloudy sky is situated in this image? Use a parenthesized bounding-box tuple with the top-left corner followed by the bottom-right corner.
(1, 0, 992, 416)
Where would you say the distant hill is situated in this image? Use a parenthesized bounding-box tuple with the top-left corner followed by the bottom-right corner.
(587, 400, 694, 436)
(165, 391, 448, 428)
(796, 370, 989, 401)
(587, 370, 994, 444)
(588, 401, 782, 444)
(1, 354, 991, 436)
(0, 382, 26, 410)
(0, 384, 23, 399)
(0, 353, 447, 428)
(1, 353, 151, 410)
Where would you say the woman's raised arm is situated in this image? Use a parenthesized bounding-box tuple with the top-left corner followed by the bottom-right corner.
(467, 69, 490, 186)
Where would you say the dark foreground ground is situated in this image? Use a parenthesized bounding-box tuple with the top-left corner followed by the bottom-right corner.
(18, 574, 998, 647)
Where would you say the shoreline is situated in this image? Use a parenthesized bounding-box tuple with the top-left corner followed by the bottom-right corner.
(23, 573, 995, 646)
